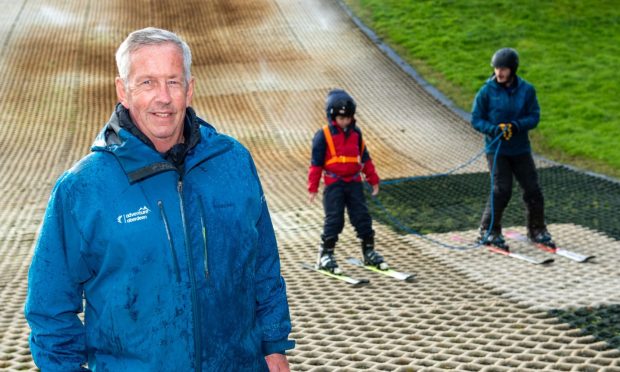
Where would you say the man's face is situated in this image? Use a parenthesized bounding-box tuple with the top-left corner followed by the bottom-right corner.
(334, 115, 353, 129)
(115, 42, 194, 152)
(494, 67, 512, 84)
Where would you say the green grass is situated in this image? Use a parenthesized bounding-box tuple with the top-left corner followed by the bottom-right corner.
(344, 0, 620, 178)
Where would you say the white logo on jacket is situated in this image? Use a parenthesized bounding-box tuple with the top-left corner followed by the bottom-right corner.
(117, 206, 150, 224)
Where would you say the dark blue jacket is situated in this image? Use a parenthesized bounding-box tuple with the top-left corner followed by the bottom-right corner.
(25, 106, 294, 371)
(471, 75, 540, 155)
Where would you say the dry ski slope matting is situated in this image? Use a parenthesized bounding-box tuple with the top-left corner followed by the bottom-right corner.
(0, 0, 619, 370)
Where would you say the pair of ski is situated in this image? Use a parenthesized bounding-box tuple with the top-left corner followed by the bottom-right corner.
(301, 257, 415, 287)
(486, 230, 595, 265)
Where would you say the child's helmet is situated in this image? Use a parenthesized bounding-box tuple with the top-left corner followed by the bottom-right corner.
(325, 89, 356, 120)
(491, 48, 519, 74)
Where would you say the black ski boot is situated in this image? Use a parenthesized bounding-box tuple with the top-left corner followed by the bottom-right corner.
(317, 238, 342, 274)
(528, 228, 556, 249)
(361, 235, 389, 270)
(478, 228, 509, 251)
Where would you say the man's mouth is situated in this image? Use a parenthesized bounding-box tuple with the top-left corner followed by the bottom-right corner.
(153, 112, 173, 118)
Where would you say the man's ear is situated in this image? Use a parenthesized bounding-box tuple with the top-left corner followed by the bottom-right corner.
(115, 77, 129, 108)
(186, 77, 195, 107)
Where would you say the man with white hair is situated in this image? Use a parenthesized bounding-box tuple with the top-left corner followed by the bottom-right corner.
(26, 27, 294, 371)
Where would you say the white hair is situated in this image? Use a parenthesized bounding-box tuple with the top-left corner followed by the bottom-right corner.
(115, 27, 192, 84)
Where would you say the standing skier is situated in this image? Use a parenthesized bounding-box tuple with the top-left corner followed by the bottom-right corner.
(471, 48, 555, 251)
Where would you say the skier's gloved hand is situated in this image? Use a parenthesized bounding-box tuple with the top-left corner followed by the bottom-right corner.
(510, 121, 520, 134)
(492, 125, 504, 138)
(498, 123, 513, 141)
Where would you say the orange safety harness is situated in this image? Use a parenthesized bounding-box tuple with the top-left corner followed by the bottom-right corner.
(322, 125, 365, 166)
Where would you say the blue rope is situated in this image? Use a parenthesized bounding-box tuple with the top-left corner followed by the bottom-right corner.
(481, 136, 503, 245)
(367, 132, 504, 251)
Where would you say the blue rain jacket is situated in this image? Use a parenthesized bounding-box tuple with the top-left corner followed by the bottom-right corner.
(471, 75, 540, 155)
(25, 106, 294, 371)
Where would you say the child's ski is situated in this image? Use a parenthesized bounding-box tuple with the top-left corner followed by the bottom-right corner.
(504, 230, 594, 263)
(486, 245, 554, 265)
(300, 262, 370, 287)
(345, 257, 415, 282)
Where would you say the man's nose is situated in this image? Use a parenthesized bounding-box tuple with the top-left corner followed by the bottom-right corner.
(156, 82, 172, 103)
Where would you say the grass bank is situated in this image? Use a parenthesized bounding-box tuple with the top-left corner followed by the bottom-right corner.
(344, 0, 620, 178)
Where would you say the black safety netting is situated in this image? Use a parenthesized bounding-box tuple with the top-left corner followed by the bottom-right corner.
(549, 305, 620, 350)
(366, 158, 620, 242)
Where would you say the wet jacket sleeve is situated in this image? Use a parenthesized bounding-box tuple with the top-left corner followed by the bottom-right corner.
(513, 85, 540, 132)
(250, 162, 295, 355)
(308, 129, 325, 193)
(471, 86, 497, 135)
(24, 174, 92, 372)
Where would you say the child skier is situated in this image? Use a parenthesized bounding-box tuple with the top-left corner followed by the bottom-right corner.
(308, 89, 388, 274)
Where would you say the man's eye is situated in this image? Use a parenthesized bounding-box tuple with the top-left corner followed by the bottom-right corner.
(168, 80, 180, 85)
(141, 80, 152, 86)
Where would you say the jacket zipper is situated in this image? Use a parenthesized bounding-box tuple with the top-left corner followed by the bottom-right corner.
(158, 201, 181, 283)
(198, 195, 209, 279)
(177, 180, 202, 372)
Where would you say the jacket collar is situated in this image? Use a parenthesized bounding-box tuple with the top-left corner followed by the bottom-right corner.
(92, 104, 233, 183)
